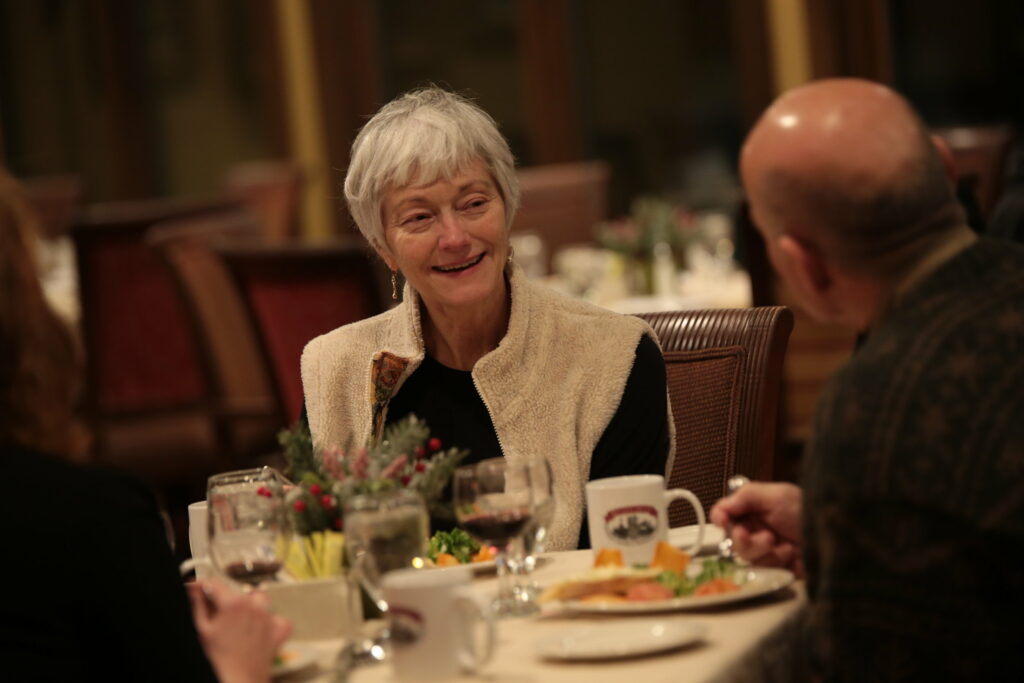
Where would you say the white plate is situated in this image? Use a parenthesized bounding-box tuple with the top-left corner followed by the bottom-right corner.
(551, 565, 795, 614)
(667, 523, 726, 555)
(272, 643, 319, 677)
(429, 556, 550, 575)
(535, 619, 707, 661)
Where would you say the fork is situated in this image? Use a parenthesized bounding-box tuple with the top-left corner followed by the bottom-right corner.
(717, 474, 750, 560)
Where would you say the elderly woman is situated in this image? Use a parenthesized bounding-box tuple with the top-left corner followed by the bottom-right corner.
(301, 88, 671, 550)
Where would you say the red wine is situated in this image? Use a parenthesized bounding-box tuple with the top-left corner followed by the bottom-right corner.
(224, 560, 282, 585)
(460, 510, 532, 546)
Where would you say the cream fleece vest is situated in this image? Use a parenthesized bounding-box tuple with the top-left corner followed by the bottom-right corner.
(301, 266, 669, 550)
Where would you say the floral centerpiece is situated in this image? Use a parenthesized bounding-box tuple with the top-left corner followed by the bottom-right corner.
(596, 196, 699, 294)
(278, 415, 469, 536)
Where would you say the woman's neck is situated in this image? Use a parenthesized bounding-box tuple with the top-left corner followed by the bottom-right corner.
(420, 281, 511, 371)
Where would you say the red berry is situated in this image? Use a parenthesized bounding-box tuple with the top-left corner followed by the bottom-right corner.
(333, 517, 343, 530)
(400, 475, 412, 486)
(293, 500, 306, 513)
(428, 437, 442, 451)
(320, 494, 335, 508)
(415, 446, 427, 458)
(309, 484, 322, 496)
(256, 486, 272, 498)
(415, 461, 426, 473)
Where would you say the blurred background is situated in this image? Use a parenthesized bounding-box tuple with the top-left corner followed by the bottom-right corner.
(3, 0, 1021, 554)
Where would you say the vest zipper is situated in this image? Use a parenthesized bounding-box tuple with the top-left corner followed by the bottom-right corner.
(471, 374, 508, 461)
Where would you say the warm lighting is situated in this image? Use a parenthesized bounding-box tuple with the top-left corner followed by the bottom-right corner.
(411, 556, 425, 569)
(779, 114, 799, 129)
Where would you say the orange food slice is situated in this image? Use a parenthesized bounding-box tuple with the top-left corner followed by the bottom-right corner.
(593, 548, 625, 568)
(694, 578, 740, 595)
(650, 540, 690, 573)
(472, 546, 495, 563)
(435, 553, 461, 567)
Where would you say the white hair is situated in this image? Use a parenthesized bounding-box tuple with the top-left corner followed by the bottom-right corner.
(344, 87, 520, 254)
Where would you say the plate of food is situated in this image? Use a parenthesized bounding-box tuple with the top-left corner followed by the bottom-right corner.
(538, 543, 794, 614)
(272, 643, 319, 677)
(424, 529, 498, 573)
(534, 618, 707, 661)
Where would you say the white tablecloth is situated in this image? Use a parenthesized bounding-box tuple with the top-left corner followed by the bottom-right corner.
(282, 549, 806, 682)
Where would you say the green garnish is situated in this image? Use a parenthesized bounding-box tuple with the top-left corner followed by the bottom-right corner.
(427, 528, 480, 564)
(654, 558, 740, 596)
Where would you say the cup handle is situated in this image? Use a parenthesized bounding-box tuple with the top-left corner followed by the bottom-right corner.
(179, 557, 210, 578)
(454, 588, 495, 673)
(663, 489, 706, 555)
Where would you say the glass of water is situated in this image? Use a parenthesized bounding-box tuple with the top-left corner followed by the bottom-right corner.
(343, 488, 429, 610)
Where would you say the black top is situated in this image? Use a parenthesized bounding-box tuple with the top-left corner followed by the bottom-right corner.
(803, 238, 1024, 680)
(0, 442, 218, 683)
(386, 335, 671, 547)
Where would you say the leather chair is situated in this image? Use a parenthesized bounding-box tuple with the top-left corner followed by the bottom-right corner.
(636, 306, 794, 527)
(217, 239, 387, 424)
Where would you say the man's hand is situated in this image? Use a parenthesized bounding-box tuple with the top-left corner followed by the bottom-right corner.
(188, 580, 292, 683)
(709, 481, 805, 578)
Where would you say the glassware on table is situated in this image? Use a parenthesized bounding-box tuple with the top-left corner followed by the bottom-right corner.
(207, 467, 291, 588)
(453, 458, 536, 617)
(509, 458, 554, 606)
(343, 488, 430, 611)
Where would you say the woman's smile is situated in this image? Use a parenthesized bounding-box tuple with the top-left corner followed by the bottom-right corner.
(433, 252, 485, 274)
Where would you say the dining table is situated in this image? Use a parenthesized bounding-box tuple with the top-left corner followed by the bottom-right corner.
(276, 544, 807, 682)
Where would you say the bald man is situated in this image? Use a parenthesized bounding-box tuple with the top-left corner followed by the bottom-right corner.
(711, 79, 1024, 679)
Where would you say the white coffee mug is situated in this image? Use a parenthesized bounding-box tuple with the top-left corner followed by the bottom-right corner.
(180, 501, 213, 580)
(586, 474, 706, 566)
(383, 567, 495, 681)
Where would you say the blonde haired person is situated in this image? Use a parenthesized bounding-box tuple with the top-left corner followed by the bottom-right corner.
(302, 88, 672, 549)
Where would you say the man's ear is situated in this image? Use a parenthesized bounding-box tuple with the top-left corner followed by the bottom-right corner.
(931, 134, 958, 191)
(775, 233, 834, 320)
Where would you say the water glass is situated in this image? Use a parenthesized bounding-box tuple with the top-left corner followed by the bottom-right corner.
(343, 488, 430, 609)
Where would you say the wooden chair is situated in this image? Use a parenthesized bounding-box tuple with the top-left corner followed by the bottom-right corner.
(512, 160, 610, 273)
(223, 160, 304, 242)
(217, 239, 386, 424)
(147, 210, 284, 466)
(636, 306, 794, 527)
(71, 197, 242, 484)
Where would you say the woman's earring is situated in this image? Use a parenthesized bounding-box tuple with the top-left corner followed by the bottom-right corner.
(507, 245, 515, 265)
(391, 271, 399, 300)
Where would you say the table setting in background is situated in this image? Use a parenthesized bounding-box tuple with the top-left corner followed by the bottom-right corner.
(181, 415, 805, 682)
(514, 198, 753, 316)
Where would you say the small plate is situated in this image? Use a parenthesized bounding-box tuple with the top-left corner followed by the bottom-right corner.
(535, 619, 707, 661)
(430, 556, 550, 575)
(272, 643, 319, 677)
(554, 566, 795, 614)
(667, 523, 726, 555)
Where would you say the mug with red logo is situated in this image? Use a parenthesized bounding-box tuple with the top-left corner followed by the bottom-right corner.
(585, 474, 706, 566)
(383, 566, 495, 681)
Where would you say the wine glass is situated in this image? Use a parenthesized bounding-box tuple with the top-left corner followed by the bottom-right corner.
(207, 467, 290, 588)
(453, 458, 535, 617)
(510, 458, 554, 605)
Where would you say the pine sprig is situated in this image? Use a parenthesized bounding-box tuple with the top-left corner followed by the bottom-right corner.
(278, 414, 469, 534)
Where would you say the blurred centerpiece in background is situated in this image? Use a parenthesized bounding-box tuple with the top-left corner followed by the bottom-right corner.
(596, 196, 699, 296)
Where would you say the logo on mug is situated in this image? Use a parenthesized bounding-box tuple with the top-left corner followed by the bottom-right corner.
(388, 605, 424, 646)
(604, 505, 659, 544)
